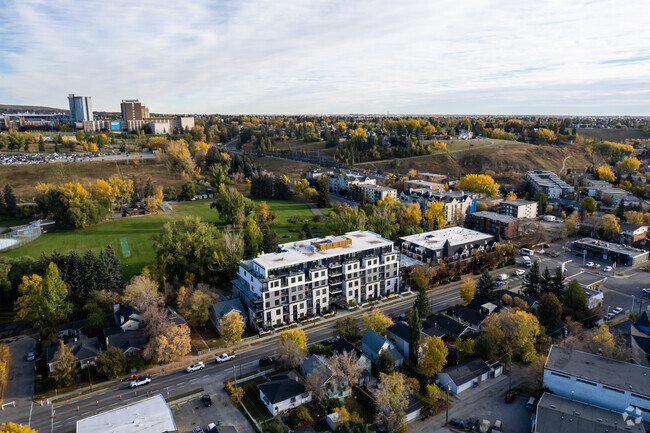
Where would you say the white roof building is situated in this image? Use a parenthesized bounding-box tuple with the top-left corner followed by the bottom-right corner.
(76, 394, 176, 433)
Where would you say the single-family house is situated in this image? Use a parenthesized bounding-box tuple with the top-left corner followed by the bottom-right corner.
(331, 337, 371, 384)
(361, 329, 403, 368)
(436, 358, 492, 395)
(611, 311, 650, 367)
(619, 223, 648, 244)
(47, 336, 101, 372)
(209, 297, 249, 330)
(386, 322, 410, 358)
(113, 304, 145, 331)
(423, 314, 469, 342)
(301, 355, 351, 400)
(103, 326, 147, 356)
(258, 371, 312, 415)
(451, 305, 488, 331)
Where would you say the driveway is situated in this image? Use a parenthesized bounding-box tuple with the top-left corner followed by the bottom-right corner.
(3, 336, 36, 405)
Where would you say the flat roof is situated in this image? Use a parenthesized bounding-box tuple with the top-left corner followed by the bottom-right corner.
(545, 345, 650, 396)
(357, 184, 396, 192)
(502, 199, 536, 207)
(564, 271, 607, 288)
(76, 394, 176, 433)
(471, 211, 518, 223)
(253, 231, 393, 270)
(573, 238, 649, 258)
(404, 180, 444, 188)
(399, 227, 494, 250)
(536, 393, 644, 433)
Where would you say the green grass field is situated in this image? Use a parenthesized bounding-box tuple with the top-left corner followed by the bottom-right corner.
(2, 199, 332, 280)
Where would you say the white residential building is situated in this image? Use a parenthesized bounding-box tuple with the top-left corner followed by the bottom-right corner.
(527, 170, 574, 199)
(233, 231, 400, 329)
(356, 184, 397, 203)
(329, 172, 376, 194)
(400, 188, 476, 224)
(499, 199, 538, 219)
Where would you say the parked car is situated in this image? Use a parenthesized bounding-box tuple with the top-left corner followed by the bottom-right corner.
(130, 375, 152, 388)
(612, 307, 623, 315)
(478, 419, 491, 433)
(604, 312, 615, 321)
(26, 352, 35, 361)
(194, 426, 204, 433)
(551, 252, 560, 258)
(504, 390, 517, 403)
(216, 353, 235, 363)
(586, 261, 595, 268)
(449, 418, 464, 428)
(603, 266, 613, 272)
(513, 269, 525, 276)
(642, 288, 650, 295)
(259, 356, 276, 367)
(186, 362, 205, 373)
(593, 263, 601, 269)
(201, 394, 213, 407)
(492, 420, 503, 432)
(206, 423, 217, 433)
(465, 417, 479, 430)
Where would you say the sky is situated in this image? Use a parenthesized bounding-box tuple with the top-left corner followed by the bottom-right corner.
(1, 0, 649, 115)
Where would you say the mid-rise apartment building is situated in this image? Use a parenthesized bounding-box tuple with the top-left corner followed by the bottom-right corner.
(467, 211, 519, 239)
(527, 170, 574, 199)
(233, 231, 400, 329)
(355, 184, 397, 204)
(499, 199, 538, 219)
(329, 172, 376, 194)
(397, 227, 495, 265)
(400, 188, 476, 225)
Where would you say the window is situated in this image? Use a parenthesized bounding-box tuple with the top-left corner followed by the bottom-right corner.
(266, 302, 270, 308)
(290, 396, 296, 403)
(603, 386, 624, 394)
(275, 300, 279, 306)
(550, 372, 570, 379)
(291, 287, 296, 293)
(300, 303, 304, 309)
(576, 379, 596, 386)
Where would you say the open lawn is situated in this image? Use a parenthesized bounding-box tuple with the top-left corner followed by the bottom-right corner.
(2, 199, 332, 280)
(0, 218, 30, 228)
(240, 376, 273, 422)
(251, 155, 318, 179)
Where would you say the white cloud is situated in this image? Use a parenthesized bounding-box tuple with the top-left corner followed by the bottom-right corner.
(1, 0, 649, 114)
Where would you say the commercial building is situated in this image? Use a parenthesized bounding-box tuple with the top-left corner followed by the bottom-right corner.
(534, 393, 644, 433)
(68, 94, 93, 124)
(499, 199, 538, 219)
(399, 188, 476, 225)
(543, 345, 650, 425)
(527, 170, 574, 199)
(76, 394, 177, 433)
(121, 99, 145, 121)
(397, 227, 495, 265)
(467, 211, 519, 239)
(571, 238, 649, 266)
(355, 184, 397, 204)
(0, 112, 68, 130)
(233, 231, 400, 329)
(563, 272, 605, 309)
(82, 115, 194, 134)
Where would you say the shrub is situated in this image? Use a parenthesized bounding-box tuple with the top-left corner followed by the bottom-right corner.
(288, 215, 303, 224)
(264, 419, 289, 433)
(308, 343, 333, 356)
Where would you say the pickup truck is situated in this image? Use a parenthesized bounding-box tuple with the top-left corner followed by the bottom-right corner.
(216, 353, 235, 364)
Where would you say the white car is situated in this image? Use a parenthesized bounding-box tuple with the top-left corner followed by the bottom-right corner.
(603, 266, 613, 272)
(643, 288, 650, 295)
(593, 263, 601, 269)
(186, 362, 205, 373)
(513, 269, 526, 276)
(586, 262, 595, 268)
(604, 313, 615, 321)
(612, 307, 623, 315)
(130, 375, 152, 388)
(216, 353, 235, 364)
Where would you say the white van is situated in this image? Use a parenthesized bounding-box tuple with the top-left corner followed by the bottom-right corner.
(523, 256, 532, 267)
(497, 274, 509, 281)
(520, 248, 534, 256)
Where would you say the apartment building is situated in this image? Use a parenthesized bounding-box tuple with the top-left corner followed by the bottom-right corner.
(329, 172, 376, 194)
(121, 99, 145, 121)
(586, 179, 631, 204)
(233, 231, 400, 329)
(355, 184, 397, 204)
(403, 179, 445, 191)
(499, 199, 538, 219)
(397, 227, 495, 265)
(400, 188, 477, 224)
(467, 211, 519, 239)
(527, 170, 574, 199)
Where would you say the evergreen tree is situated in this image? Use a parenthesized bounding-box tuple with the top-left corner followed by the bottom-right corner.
(316, 176, 330, 208)
(65, 251, 85, 304)
(300, 223, 312, 239)
(524, 261, 542, 300)
(414, 287, 430, 318)
(54, 142, 60, 153)
(615, 202, 626, 219)
(261, 225, 279, 253)
(475, 270, 497, 300)
(82, 250, 100, 294)
(0, 190, 5, 215)
(38, 137, 45, 153)
(101, 244, 123, 293)
(3, 184, 16, 217)
(408, 308, 421, 366)
(551, 266, 565, 297)
(144, 178, 155, 198)
(540, 266, 553, 295)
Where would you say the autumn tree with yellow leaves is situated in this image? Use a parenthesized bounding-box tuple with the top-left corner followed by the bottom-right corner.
(458, 174, 500, 197)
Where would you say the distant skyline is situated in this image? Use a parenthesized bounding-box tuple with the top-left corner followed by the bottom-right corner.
(1, 0, 649, 115)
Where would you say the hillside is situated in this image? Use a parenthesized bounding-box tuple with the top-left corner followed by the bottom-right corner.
(576, 128, 648, 142)
(0, 104, 67, 113)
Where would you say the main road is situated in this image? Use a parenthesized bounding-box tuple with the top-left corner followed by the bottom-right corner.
(8, 285, 462, 433)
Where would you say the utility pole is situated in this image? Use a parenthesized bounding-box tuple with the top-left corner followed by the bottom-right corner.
(445, 385, 450, 425)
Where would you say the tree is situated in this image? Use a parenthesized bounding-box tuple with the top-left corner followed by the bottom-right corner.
(377, 350, 395, 373)
(243, 218, 262, 256)
(536, 128, 557, 144)
(597, 164, 616, 183)
(305, 363, 329, 407)
(533, 191, 547, 214)
(335, 317, 361, 341)
(460, 277, 476, 304)
(122, 275, 162, 313)
(505, 191, 517, 201)
(330, 205, 367, 233)
(277, 329, 308, 368)
(413, 288, 430, 318)
(424, 384, 442, 406)
(408, 308, 421, 365)
(564, 211, 580, 235)
(457, 174, 499, 197)
(83, 312, 105, 337)
(3, 184, 16, 217)
(15, 263, 72, 328)
(538, 293, 562, 328)
(551, 266, 565, 297)
(361, 310, 393, 335)
(582, 196, 597, 214)
(374, 372, 412, 432)
(96, 347, 127, 379)
(369, 203, 398, 239)
(333, 407, 361, 427)
(143, 324, 191, 363)
(0, 422, 37, 433)
(410, 265, 434, 290)
(329, 349, 364, 389)
(316, 175, 330, 208)
(211, 185, 253, 228)
(51, 340, 79, 387)
(475, 270, 497, 300)
(100, 244, 123, 293)
(524, 261, 541, 300)
(224, 381, 244, 405)
(484, 307, 540, 363)
(540, 266, 553, 295)
(424, 201, 447, 229)
(563, 279, 587, 315)
(218, 311, 244, 346)
(208, 163, 232, 188)
(601, 214, 620, 240)
(619, 156, 640, 172)
(419, 335, 448, 378)
(181, 289, 212, 327)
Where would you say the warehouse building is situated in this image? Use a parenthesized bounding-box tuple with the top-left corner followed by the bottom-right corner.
(571, 238, 649, 266)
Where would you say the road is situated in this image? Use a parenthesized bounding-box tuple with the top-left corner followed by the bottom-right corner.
(5, 285, 462, 433)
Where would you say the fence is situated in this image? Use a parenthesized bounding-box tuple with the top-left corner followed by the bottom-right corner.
(0, 223, 42, 252)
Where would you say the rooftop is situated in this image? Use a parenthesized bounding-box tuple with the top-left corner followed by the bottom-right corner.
(357, 184, 396, 192)
(404, 179, 444, 188)
(76, 394, 177, 433)
(545, 345, 650, 396)
(563, 271, 607, 289)
(527, 170, 574, 190)
(502, 199, 536, 207)
(471, 211, 518, 223)
(252, 231, 393, 270)
(399, 227, 494, 250)
(440, 358, 491, 385)
(536, 393, 644, 433)
(573, 237, 648, 258)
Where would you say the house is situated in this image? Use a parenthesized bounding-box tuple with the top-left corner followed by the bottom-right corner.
(47, 336, 101, 372)
(423, 314, 469, 341)
(610, 311, 650, 366)
(543, 345, 650, 424)
(451, 305, 488, 331)
(209, 297, 249, 330)
(497, 290, 539, 311)
(331, 337, 371, 384)
(103, 326, 147, 356)
(435, 358, 492, 395)
(301, 355, 351, 400)
(113, 304, 145, 331)
(619, 223, 648, 244)
(386, 322, 410, 358)
(258, 371, 312, 415)
(361, 329, 403, 367)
